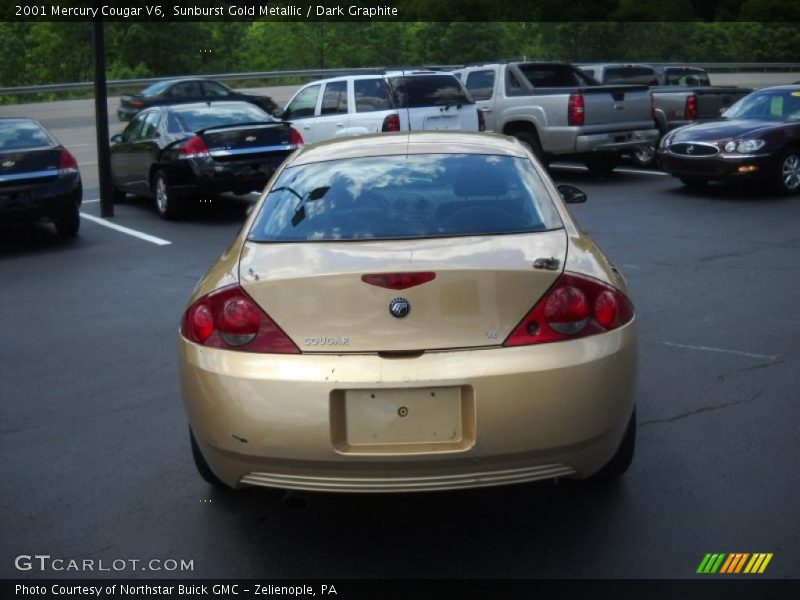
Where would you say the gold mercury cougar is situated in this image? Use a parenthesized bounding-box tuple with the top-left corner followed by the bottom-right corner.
(178, 132, 637, 492)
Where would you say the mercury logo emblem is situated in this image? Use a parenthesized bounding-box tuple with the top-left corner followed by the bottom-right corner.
(1, 160, 14, 168)
(245, 136, 256, 142)
(389, 297, 410, 318)
(686, 145, 695, 154)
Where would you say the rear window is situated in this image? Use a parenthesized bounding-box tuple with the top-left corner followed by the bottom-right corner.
(519, 64, 595, 88)
(173, 104, 271, 131)
(388, 75, 473, 108)
(140, 81, 171, 97)
(664, 68, 711, 86)
(0, 120, 53, 151)
(603, 67, 658, 85)
(248, 154, 562, 242)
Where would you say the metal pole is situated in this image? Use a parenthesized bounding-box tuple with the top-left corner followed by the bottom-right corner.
(92, 20, 114, 218)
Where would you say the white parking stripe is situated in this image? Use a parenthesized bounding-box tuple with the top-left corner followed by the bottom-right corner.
(549, 163, 668, 176)
(80, 213, 171, 246)
(661, 341, 780, 361)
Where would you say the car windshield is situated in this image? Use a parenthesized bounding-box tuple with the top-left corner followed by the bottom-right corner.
(724, 89, 800, 122)
(388, 75, 473, 108)
(173, 103, 272, 131)
(140, 81, 171, 97)
(248, 153, 563, 242)
(0, 120, 52, 150)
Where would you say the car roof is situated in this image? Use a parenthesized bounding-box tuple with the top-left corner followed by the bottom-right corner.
(289, 132, 528, 166)
(159, 100, 259, 112)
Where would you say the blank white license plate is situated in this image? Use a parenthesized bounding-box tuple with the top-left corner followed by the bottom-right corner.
(424, 116, 460, 131)
(344, 387, 462, 446)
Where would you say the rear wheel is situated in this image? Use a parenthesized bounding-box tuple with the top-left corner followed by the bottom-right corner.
(513, 130, 546, 165)
(589, 407, 636, 481)
(54, 203, 80, 237)
(774, 149, 800, 195)
(189, 427, 232, 490)
(152, 170, 182, 220)
(631, 142, 657, 168)
(584, 154, 618, 177)
(680, 177, 708, 189)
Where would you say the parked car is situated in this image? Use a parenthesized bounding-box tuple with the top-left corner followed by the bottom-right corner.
(117, 78, 278, 122)
(453, 61, 659, 175)
(178, 131, 637, 492)
(110, 101, 302, 219)
(0, 118, 82, 237)
(580, 64, 750, 165)
(658, 85, 800, 194)
(274, 70, 482, 144)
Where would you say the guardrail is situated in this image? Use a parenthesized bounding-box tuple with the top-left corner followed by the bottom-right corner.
(1, 63, 798, 96)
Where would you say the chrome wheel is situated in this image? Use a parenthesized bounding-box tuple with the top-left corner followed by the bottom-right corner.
(633, 143, 656, 166)
(782, 153, 800, 192)
(155, 175, 169, 214)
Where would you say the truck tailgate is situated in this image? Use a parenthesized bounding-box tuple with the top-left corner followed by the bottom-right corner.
(578, 85, 653, 127)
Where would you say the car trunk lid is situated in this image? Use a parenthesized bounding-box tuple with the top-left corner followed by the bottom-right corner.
(238, 230, 567, 353)
(0, 147, 60, 188)
(200, 122, 297, 162)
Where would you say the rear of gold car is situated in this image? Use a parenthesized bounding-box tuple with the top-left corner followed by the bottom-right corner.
(178, 133, 637, 492)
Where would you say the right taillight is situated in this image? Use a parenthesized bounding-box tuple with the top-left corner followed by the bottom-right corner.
(289, 127, 304, 146)
(381, 114, 401, 132)
(685, 94, 697, 120)
(503, 273, 634, 347)
(181, 284, 299, 354)
(58, 148, 79, 174)
(568, 93, 585, 127)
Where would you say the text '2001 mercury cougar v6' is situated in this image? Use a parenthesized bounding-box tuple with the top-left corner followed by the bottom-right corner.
(178, 132, 637, 493)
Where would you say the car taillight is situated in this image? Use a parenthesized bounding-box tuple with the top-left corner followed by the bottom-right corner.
(477, 108, 486, 132)
(131, 99, 144, 109)
(568, 93, 585, 127)
(503, 273, 634, 347)
(58, 148, 79, 174)
(181, 284, 299, 354)
(381, 114, 401, 132)
(685, 94, 697, 120)
(362, 272, 436, 290)
(289, 127, 304, 146)
(178, 135, 209, 159)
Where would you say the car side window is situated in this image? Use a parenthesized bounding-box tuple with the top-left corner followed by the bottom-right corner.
(170, 82, 202, 98)
(506, 71, 524, 96)
(354, 79, 391, 112)
(140, 112, 162, 140)
(202, 81, 230, 97)
(285, 85, 321, 119)
(124, 114, 147, 142)
(320, 81, 349, 115)
(465, 70, 495, 101)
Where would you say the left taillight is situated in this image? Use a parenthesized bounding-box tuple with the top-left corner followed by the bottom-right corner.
(58, 148, 79, 175)
(567, 93, 585, 127)
(178, 135, 209, 159)
(181, 284, 299, 354)
(503, 273, 634, 347)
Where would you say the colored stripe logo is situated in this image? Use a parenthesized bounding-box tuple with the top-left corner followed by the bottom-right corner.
(697, 553, 773, 574)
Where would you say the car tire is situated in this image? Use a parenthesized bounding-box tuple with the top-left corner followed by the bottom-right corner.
(513, 130, 546, 165)
(631, 142, 657, 168)
(189, 427, 233, 490)
(54, 203, 80, 237)
(589, 407, 636, 481)
(680, 178, 708, 189)
(584, 154, 618, 177)
(773, 148, 800, 195)
(152, 170, 182, 220)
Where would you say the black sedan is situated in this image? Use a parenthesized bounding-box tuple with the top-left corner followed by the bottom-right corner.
(0, 118, 82, 237)
(658, 85, 800, 194)
(110, 101, 303, 219)
(117, 78, 278, 122)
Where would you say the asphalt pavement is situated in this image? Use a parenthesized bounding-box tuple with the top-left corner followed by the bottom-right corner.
(1, 91, 799, 579)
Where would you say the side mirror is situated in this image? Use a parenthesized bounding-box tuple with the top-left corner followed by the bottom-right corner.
(557, 184, 587, 204)
(272, 107, 286, 119)
(110, 133, 124, 144)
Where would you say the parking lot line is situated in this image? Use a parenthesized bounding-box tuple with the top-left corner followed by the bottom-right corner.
(80, 212, 172, 246)
(661, 341, 780, 361)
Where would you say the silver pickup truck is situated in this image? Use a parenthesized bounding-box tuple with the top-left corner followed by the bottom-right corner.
(579, 64, 751, 165)
(452, 61, 659, 175)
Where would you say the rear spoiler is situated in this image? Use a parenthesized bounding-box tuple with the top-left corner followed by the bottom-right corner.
(196, 121, 288, 135)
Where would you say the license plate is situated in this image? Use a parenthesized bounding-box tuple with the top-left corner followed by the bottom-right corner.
(424, 116, 459, 131)
(344, 387, 462, 446)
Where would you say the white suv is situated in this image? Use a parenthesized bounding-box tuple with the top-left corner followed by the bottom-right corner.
(275, 71, 483, 144)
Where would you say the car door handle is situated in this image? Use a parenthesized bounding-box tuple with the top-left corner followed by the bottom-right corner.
(336, 123, 345, 127)
(480, 107, 492, 113)
(303, 125, 311, 130)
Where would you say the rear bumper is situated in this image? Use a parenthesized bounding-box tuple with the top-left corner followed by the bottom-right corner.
(658, 151, 775, 181)
(575, 128, 659, 153)
(179, 321, 637, 492)
(170, 152, 293, 196)
(0, 174, 81, 223)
